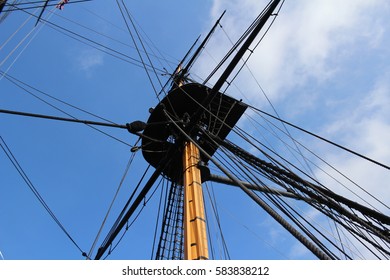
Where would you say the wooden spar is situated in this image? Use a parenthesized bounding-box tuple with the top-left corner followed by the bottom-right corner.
(183, 141, 209, 260)
(175, 66, 208, 260)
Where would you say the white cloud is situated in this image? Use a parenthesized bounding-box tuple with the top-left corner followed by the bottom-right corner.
(205, 0, 390, 194)
(76, 50, 104, 75)
(199, 0, 389, 105)
(318, 74, 390, 210)
(202, 0, 390, 259)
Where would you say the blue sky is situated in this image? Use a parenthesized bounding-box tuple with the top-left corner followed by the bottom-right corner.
(1, 0, 390, 260)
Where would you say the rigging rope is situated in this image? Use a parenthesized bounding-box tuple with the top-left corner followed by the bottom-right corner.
(219, 138, 390, 256)
(47, 5, 178, 68)
(246, 110, 389, 212)
(3, 0, 92, 12)
(0, 109, 126, 129)
(204, 182, 231, 259)
(203, 125, 390, 258)
(151, 179, 168, 259)
(153, 75, 374, 259)
(102, 177, 163, 259)
(8, 5, 166, 74)
(215, 0, 319, 183)
(163, 108, 333, 260)
(116, 0, 165, 101)
(197, 4, 389, 257)
(250, 106, 390, 171)
(0, 10, 40, 72)
(155, 88, 386, 260)
(1, 71, 117, 124)
(87, 152, 137, 259)
(0, 135, 86, 256)
(204, 133, 347, 259)
(0, 108, 133, 147)
(0, 7, 33, 52)
(137, 51, 390, 260)
(154, 180, 184, 260)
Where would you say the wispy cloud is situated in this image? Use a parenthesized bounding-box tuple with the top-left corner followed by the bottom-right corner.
(319, 73, 390, 209)
(76, 49, 104, 76)
(200, 0, 389, 105)
(202, 0, 390, 259)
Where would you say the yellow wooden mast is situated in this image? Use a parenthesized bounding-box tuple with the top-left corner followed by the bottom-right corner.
(173, 66, 208, 260)
(183, 140, 209, 260)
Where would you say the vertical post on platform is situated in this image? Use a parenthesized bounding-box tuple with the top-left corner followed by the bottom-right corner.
(183, 141, 209, 260)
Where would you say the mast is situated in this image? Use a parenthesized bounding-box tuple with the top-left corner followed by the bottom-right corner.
(183, 141, 209, 260)
(141, 0, 281, 260)
(180, 1, 281, 259)
(174, 64, 209, 260)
